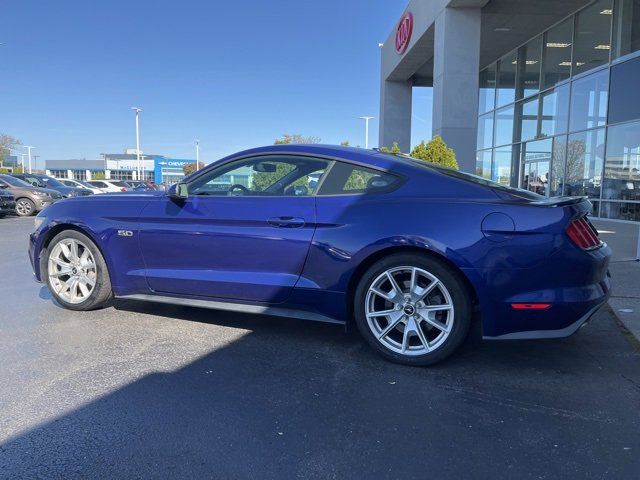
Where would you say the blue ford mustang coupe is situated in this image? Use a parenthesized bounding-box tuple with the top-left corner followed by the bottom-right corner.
(29, 145, 611, 365)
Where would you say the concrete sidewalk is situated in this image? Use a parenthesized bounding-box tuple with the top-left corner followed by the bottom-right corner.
(592, 219, 640, 343)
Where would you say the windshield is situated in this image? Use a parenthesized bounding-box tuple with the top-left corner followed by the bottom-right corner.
(39, 176, 65, 187)
(0, 174, 32, 187)
(113, 181, 129, 187)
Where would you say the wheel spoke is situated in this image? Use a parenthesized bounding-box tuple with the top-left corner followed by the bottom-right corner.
(412, 318, 431, 352)
(371, 287, 395, 302)
(417, 304, 452, 314)
(50, 268, 73, 277)
(422, 316, 451, 334)
(367, 308, 399, 318)
(78, 280, 90, 297)
(69, 241, 79, 262)
(385, 271, 404, 301)
(59, 242, 72, 261)
(377, 313, 405, 340)
(80, 274, 95, 287)
(401, 322, 412, 353)
(414, 280, 439, 303)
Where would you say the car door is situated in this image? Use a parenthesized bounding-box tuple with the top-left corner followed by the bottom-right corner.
(138, 154, 331, 303)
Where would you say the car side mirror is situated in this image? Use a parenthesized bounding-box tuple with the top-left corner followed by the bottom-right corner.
(169, 183, 189, 200)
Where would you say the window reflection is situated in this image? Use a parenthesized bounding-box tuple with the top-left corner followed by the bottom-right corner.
(479, 65, 496, 114)
(493, 145, 513, 185)
(541, 84, 570, 137)
(494, 105, 515, 146)
(496, 51, 517, 107)
(521, 138, 552, 196)
(477, 112, 494, 150)
(608, 56, 640, 124)
(551, 135, 568, 196)
(516, 36, 542, 99)
(603, 121, 640, 202)
(542, 18, 573, 89)
(565, 128, 605, 198)
(573, 0, 613, 75)
(476, 149, 492, 179)
(517, 97, 539, 142)
(612, 0, 640, 60)
(569, 69, 609, 132)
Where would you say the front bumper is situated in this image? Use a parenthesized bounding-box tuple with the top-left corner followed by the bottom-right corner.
(0, 199, 16, 213)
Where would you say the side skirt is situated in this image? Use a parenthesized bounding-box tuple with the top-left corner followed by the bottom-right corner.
(116, 293, 345, 325)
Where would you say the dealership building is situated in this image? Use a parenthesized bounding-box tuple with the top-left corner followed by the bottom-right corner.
(380, 0, 640, 221)
(45, 151, 196, 185)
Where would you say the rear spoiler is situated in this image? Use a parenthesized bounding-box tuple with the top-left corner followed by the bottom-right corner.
(527, 196, 590, 207)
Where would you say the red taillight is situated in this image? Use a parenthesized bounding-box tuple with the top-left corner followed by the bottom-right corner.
(511, 303, 552, 310)
(566, 216, 601, 250)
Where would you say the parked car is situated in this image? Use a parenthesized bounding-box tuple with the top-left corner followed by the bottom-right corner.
(28, 145, 611, 366)
(11, 174, 92, 198)
(85, 180, 131, 193)
(58, 178, 103, 195)
(0, 173, 62, 216)
(0, 186, 16, 217)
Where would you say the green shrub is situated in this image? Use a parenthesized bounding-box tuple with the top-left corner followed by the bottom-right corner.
(410, 136, 459, 170)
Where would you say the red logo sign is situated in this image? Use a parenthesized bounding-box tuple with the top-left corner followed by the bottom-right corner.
(395, 12, 413, 55)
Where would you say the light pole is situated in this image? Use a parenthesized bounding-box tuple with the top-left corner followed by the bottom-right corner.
(23, 146, 35, 174)
(195, 139, 200, 169)
(131, 107, 142, 180)
(359, 116, 374, 149)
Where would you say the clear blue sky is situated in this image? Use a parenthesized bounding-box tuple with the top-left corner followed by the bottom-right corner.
(1, 0, 432, 167)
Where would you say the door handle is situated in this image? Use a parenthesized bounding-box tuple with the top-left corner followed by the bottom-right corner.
(267, 216, 306, 228)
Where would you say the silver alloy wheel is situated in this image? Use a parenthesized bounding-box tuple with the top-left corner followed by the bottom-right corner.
(16, 199, 33, 216)
(365, 266, 454, 356)
(48, 238, 97, 305)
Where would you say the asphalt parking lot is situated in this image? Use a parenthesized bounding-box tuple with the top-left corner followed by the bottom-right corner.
(1, 215, 639, 479)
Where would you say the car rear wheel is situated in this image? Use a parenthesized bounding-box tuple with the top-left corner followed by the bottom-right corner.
(15, 198, 35, 216)
(44, 230, 112, 310)
(354, 253, 472, 366)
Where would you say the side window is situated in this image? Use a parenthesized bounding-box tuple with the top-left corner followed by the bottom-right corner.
(93, 181, 106, 188)
(318, 162, 400, 195)
(188, 156, 331, 197)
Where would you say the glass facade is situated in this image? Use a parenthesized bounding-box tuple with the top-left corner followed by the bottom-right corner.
(476, 0, 640, 221)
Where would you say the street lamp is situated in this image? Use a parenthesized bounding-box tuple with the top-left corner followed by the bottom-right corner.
(358, 116, 374, 149)
(194, 139, 200, 169)
(23, 146, 35, 174)
(131, 107, 142, 180)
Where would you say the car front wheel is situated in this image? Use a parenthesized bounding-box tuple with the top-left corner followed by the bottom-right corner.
(354, 253, 472, 366)
(44, 230, 112, 310)
(15, 198, 36, 216)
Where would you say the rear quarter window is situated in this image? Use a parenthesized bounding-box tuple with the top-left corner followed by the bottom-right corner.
(318, 162, 400, 195)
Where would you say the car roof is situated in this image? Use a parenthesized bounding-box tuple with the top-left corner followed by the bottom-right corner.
(217, 144, 418, 174)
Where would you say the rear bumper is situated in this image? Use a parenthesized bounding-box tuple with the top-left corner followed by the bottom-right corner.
(483, 301, 606, 340)
(0, 200, 16, 213)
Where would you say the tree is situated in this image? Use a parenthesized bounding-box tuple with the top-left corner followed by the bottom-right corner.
(378, 142, 401, 154)
(410, 136, 459, 169)
(92, 172, 106, 180)
(274, 134, 321, 145)
(0, 133, 21, 165)
(340, 140, 350, 146)
(183, 162, 205, 176)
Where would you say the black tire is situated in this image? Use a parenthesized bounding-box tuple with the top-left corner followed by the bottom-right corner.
(15, 198, 36, 217)
(354, 253, 472, 366)
(43, 230, 113, 311)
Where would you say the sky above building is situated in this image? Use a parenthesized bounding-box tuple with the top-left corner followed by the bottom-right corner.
(1, 0, 433, 167)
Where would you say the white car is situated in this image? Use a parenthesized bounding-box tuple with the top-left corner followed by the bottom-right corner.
(85, 180, 131, 193)
(58, 178, 103, 194)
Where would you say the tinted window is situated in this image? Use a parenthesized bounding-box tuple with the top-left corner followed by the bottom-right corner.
(476, 149, 492, 179)
(189, 156, 330, 196)
(516, 97, 539, 142)
(494, 105, 515, 146)
(493, 145, 514, 186)
(516, 36, 542, 99)
(477, 112, 494, 150)
(540, 84, 570, 136)
(603, 120, 640, 200)
(496, 51, 517, 107)
(608, 57, 640, 124)
(569, 69, 609, 132)
(612, 0, 640, 59)
(573, 0, 613, 75)
(0, 174, 31, 187)
(318, 162, 400, 195)
(478, 65, 496, 114)
(542, 18, 573, 89)
(565, 128, 606, 198)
